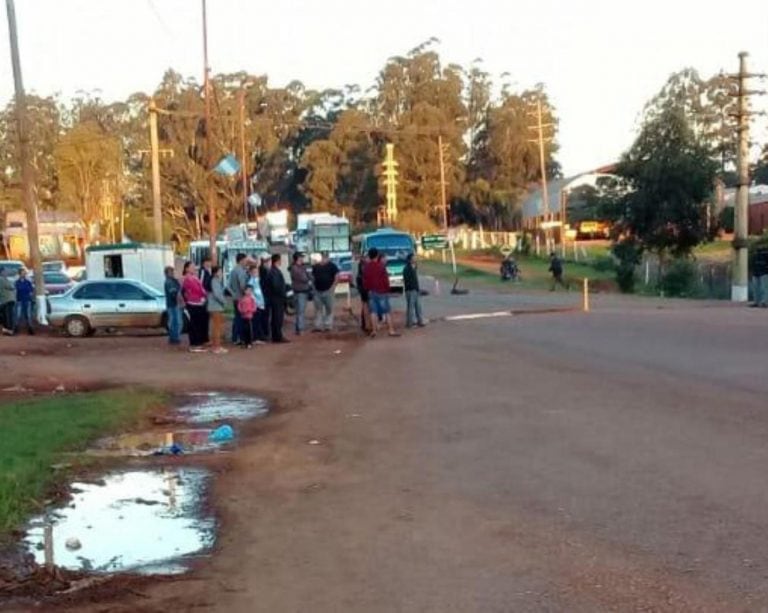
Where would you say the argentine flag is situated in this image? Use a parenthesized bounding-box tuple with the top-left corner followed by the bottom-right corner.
(213, 154, 241, 176)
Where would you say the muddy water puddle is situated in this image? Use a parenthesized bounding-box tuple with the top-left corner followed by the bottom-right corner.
(177, 392, 269, 423)
(24, 468, 214, 575)
(92, 428, 229, 457)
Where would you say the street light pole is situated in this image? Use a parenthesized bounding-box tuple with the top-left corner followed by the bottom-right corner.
(202, 0, 217, 264)
(239, 88, 248, 224)
(5, 0, 46, 323)
(732, 52, 751, 302)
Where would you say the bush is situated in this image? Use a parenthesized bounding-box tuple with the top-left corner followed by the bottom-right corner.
(591, 255, 616, 273)
(611, 240, 642, 293)
(719, 207, 734, 233)
(660, 259, 697, 297)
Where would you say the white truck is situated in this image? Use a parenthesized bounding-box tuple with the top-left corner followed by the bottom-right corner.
(85, 242, 174, 293)
(257, 210, 291, 245)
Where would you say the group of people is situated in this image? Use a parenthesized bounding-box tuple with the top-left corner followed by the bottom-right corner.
(164, 252, 290, 353)
(0, 266, 36, 336)
(357, 248, 426, 337)
(162, 248, 428, 352)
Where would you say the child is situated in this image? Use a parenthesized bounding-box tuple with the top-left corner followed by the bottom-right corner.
(237, 285, 257, 349)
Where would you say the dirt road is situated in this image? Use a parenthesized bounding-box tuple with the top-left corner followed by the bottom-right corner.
(2, 289, 768, 611)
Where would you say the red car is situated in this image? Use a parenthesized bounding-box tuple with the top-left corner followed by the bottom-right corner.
(42, 271, 75, 296)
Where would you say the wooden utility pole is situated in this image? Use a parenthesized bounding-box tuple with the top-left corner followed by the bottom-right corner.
(5, 0, 45, 322)
(149, 98, 163, 244)
(535, 97, 550, 221)
(438, 135, 448, 231)
(239, 89, 248, 224)
(730, 51, 766, 302)
(202, 0, 217, 264)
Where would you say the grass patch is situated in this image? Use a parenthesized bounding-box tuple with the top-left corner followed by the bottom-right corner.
(0, 389, 165, 537)
(422, 253, 614, 292)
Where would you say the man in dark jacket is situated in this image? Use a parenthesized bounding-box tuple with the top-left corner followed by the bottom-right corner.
(403, 253, 425, 328)
(198, 257, 213, 292)
(14, 268, 35, 335)
(264, 254, 289, 343)
(548, 252, 568, 291)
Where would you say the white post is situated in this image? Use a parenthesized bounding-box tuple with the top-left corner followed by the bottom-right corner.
(583, 278, 590, 313)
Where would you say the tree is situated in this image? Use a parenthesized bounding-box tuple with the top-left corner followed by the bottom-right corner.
(754, 145, 768, 186)
(608, 106, 717, 260)
(54, 121, 122, 241)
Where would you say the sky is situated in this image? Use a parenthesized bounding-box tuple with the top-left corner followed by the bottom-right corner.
(1, 0, 767, 175)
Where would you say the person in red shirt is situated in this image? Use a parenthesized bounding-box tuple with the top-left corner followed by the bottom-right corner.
(181, 261, 210, 352)
(361, 248, 399, 338)
(237, 286, 258, 349)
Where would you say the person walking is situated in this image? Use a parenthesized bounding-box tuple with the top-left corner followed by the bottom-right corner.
(247, 264, 268, 344)
(198, 257, 213, 293)
(403, 253, 426, 328)
(228, 253, 249, 345)
(312, 251, 339, 332)
(237, 286, 258, 349)
(362, 249, 399, 338)
(548, 252, 568, 291)
(264, 254, 289, 343)
(290, 252, 312, 335)
(164, 266, 183, 346)
(0, 267, 16, 335)
(14, 268, 35, 335)
(181, 261, 209, 352)
(354, 253, 372, 334)
(207, 266, 228, 354)
(259, 256, 271, 338)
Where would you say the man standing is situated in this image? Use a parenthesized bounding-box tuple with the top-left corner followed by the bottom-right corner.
(14, 268, 35, 335)
(312, 251, 339, 332)
(354, 252, 372, 333)
(228, 253, 249, 344)
(264, 254, 289, 343)
(548, 252, 568, 291)
(290, 252, 312, 335)
(403, 253, 426, 328)
(751, 247, 768, 308)
(198, 257, 213, 293)
(164, 266, 183, 346)
(0, 267, 16, 335)
(362, 249, 399, 338)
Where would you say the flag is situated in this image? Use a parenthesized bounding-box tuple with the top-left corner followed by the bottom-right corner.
(213, 154, 241, 176)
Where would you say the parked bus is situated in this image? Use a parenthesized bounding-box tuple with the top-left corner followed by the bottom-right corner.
(353, 228, 415, 290)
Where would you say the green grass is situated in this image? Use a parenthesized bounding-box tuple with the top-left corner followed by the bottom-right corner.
(421, 253, 615, 292)
(0, 389, 165, 537)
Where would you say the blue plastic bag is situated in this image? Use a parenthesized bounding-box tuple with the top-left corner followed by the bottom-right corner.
(209, 424, 235, 442)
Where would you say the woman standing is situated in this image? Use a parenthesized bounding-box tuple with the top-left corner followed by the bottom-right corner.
(207, 266, 228, 354)
(181, 261, 209, 352)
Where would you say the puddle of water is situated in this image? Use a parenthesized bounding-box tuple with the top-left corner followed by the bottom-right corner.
(178, 392, 268, 424)
(93, 429, 225, 457)
(24, 468, 214, 574)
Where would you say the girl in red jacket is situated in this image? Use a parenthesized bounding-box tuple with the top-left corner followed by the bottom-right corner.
(237, 286, 258, 349)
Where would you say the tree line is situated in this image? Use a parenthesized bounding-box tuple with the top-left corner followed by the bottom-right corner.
(0, 40, 560, 245)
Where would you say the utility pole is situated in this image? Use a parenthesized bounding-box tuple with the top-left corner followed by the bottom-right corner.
(730, 51, 766, 302)
(528, 95, 555, 250)
(149, 98, 163, 244)
(201, 0, 217, 264)
(438, 134, 448, 231)
(5, 0, 45, 323)
(239, 89, 248, 224)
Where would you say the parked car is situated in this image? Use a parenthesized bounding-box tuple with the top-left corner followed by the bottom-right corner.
(42, 260, 67, 274)
(0, 260, 24, 281)
(48, 279, 175, 337)
(42, 271, 75, 296)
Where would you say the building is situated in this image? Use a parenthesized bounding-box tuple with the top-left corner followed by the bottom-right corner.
(722, 185, 768, 235)
(1, 210, 87, 262)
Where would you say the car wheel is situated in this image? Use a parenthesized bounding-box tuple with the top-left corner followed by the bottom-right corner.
(64, 315, 90, 338)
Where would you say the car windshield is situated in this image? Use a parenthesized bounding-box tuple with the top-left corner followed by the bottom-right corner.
(44, 273, 70, 284)
(0, 262, 23, 276)
(42, 262, 64, 272)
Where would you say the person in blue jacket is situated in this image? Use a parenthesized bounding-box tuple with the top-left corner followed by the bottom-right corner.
(14, 268, 35, 335)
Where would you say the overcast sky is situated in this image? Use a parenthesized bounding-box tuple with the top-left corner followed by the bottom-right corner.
(1, 0, 767, 174)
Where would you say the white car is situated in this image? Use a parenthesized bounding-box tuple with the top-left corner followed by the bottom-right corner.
(48, 279, 172, 337)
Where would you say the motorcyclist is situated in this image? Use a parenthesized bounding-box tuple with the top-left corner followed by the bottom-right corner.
(500, 254, 520, 281)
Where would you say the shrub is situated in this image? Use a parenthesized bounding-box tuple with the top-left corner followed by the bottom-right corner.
(611, 240, 642, 293)
(660, 259, 697, 297)
(591, 255, 616, 273)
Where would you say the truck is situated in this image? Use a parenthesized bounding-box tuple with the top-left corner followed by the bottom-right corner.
(85, 242, 174, 293)
(257, 210, 291, 245)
